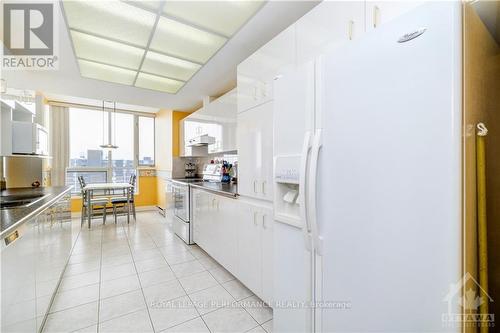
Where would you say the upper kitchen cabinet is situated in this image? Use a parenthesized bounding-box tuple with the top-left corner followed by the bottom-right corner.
(179, 89, 237, 156)
(296, 1, 365, 64)
(365, 1, 424, 30)
(237, 25, 296, 113)
(202, 89, 238, 153)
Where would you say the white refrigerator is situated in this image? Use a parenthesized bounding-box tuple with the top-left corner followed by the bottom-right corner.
(273, 2, 462, 332)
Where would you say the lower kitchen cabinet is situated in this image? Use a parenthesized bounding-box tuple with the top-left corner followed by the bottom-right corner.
(192, 189, 273, 305)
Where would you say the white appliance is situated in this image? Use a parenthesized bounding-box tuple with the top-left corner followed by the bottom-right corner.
(187, 134, 216, 147)
(12, 121, 48, 155)
(171, 180, 194, 244)
(273, 2, 461, 332)
(202, 163, 223, 182)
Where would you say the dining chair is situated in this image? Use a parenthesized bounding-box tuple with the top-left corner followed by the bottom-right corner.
(78, 176, 108, 228)
(111, 174, 137, 223)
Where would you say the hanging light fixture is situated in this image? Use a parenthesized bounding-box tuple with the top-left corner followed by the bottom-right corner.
(100, 101, 119, 150)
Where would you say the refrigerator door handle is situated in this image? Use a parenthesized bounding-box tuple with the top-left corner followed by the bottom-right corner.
(299, 131, 313, 251)
(308, 129, 323, 255)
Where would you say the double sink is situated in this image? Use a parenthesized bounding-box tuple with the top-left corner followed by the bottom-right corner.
(0, 192, 50, 209)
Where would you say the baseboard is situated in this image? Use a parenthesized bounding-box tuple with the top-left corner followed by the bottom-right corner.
(71, 205, 159, 218)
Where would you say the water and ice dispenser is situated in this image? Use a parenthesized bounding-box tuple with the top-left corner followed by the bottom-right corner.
(273, 155, 302, 227)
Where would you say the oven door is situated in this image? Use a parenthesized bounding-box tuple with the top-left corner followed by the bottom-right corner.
(172, 183, 189, 222)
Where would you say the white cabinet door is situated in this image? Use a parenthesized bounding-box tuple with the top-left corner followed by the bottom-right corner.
(237, 204, 262, 295)
(237, 25, 296, 113)
(297, 1, 365, 64)
(260, 206, 274, 305)
(237, 101, 273, 201)
(366, 1, 424, 30)
(215, 197, 239, 273)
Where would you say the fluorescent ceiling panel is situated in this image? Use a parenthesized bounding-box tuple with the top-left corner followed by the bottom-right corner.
(163, 1, 264, 37)
(71, 30, 145, 70)
(79, 60, 137, 85)
(141, 51, 201, 81)
(150, 17, 227, 63)
(63, 0, 156, 47)
(135, 72, 185, 93)
(125, 1, 163, 12)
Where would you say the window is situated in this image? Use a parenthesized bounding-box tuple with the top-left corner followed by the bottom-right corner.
(138, 117, 155, 166)
(66, 107, 155, 194)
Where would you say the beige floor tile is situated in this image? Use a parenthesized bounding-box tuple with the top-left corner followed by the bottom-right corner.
(100, 274, 141, 299)
(43, 301, 98, 333)
(178, 271, 218, 294)
(101, 262, 137, 281)
(99, 309, 154, 333)
(99, 290, 146, 322)
(143, 279, 186, 307)
(171, 261, 206, 279)
(239, 296, 273, 324)
(189, 285, 236, 315)
(148, 296, 199, 332)
(164, 251, 196, 265)
(209, 266, 235, 284)
(202, 306, 258, 333)
(135, 257, 169, 273)
(261, 320, 273, 333)
(222, 280, 253, 301)
(50, 283, 99, 313)
(58, 270, 100, 292)
(162, 317, 210, 333)
(139, 267, 176, 288)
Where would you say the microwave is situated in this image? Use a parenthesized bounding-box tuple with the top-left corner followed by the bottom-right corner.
(12, 121, 49, 155)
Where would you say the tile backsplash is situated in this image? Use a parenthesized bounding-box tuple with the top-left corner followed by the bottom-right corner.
(174, 154, 238, 178)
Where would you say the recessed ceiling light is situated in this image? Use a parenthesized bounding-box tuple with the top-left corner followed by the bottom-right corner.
(150, 16, 227, 63)
(63, 0, 264, 94)
(71, 30, 145, 70)
(79, 59, 137, 85)
(163, 1, 264, 37)
(135, 72, 185, 94)
(63, 0, 156, 47)
(141, 51, 201, 81)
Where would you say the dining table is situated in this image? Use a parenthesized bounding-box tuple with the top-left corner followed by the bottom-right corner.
(82, 182, 133, 227)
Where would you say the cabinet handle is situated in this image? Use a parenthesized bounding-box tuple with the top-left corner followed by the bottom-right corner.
(253, 211, 258, 226)
(212, 198, 216, 209)
(373, 6, 380, 28)
(348, 20, 354, 40)
(253, 86, 258, 100)
(261, 181, 266, 195)
(216, 200, 220, 211)
(253, 180, 258, 193)
(262, 214, 267, 229)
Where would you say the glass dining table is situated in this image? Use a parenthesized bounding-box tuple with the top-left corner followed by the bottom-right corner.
(82, 183, 133, 227)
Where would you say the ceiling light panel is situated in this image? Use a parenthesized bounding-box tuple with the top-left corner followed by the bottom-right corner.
(135, 72, 185, 94)
(124, 1, 163, 12)
(150, 17, 227, 63)
(163, 1, 264, 37)
(79, 60, 137, 86)
(71, 30, 145, 70)
(63, 0, 156, 47)
(141, 51, 201, 81)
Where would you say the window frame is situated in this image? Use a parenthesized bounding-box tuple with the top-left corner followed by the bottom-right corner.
(66, 107, 155, 196)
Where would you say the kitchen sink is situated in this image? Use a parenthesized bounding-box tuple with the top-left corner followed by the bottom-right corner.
(0, 193, 49, 209)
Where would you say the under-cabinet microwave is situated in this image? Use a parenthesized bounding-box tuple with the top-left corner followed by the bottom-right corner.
(12, 121, 49, 155)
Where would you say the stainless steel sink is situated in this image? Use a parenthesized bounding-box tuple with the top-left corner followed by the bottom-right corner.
(0, 193, 49, 209)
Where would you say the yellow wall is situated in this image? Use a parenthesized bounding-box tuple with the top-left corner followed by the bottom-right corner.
(70, 175, 158, 212)
(172, 111, 190, 157)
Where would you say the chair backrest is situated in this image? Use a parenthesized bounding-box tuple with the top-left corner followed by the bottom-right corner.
(78, 175, 86, 189)
(128, 174, 136, 195)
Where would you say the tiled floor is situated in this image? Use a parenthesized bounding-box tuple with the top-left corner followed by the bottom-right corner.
(42, 211, 273, 333)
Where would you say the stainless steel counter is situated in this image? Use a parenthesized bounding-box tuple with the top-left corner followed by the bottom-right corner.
(171, 179, 238, 198)
(0, 186, 72, 238)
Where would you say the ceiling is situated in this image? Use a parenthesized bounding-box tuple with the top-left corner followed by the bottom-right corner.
(62, 1, 264, 94)
(3, 1, 319, 112)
